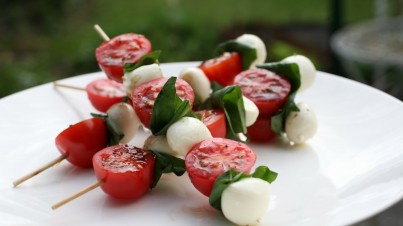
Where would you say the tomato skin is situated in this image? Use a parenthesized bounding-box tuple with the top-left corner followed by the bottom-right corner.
(185, 138, 256, 197)
(247, 117, 277, 143)
(96, 33, 152, 83)
(93, 144, 155, 199)
(197, 109, 226, 138)
(131, 77, 195, 128)
(55, 118, 107, 168)
(199, 52, 243, 86)
(234, 68, 291, 117)
(86, 78, 127, 112)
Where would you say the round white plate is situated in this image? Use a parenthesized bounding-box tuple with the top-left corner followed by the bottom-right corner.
(1, 62, 403, 226)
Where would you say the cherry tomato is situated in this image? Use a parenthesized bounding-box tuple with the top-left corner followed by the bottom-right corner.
(55, 118, 107, 168)
(197, 109, 226, 138)
(96, 33, 152, 83)
(234, 68, 291, 117)
(247, 117, 277, 143)
(131, 77, 195, 128)
(86, 78, 127, 112)
(199, 52, 243, 86)
(185, 138, 256, 197)
(93, 144, 155, 199)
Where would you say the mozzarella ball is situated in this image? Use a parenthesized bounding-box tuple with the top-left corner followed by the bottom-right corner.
(242, 96, 259, 127)
(235, 34, 267, 67)
(285, 102, 317, 144)
(179, 67, 211, 103)
(281, 55, 316, 92)
(166, 117, 212, 156)
(123, 63, 163, 95)
(106, 102, 140, 144)
(221, 177, 271, 226)
(143, 135, 177, 156)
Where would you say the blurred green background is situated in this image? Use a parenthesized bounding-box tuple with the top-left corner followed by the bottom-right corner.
(1, 0, 401, 99)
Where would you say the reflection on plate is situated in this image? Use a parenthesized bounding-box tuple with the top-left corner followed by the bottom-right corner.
(1, 62, 403, 226)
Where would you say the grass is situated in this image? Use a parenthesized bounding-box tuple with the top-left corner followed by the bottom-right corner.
(0, 0, 375, 98)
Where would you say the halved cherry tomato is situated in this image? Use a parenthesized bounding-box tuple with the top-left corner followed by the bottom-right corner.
(96, 33, 152, 83)
(185, 138, 256, 197)
(199, 52, 243, 86)
(86, 78, 127, 112)
(197, 109, 226, 138)
(131, 77, 195, 128)
(55, 118, 107, 168)
(234, 68, 291, 117)
(247, 117, 277, 143)
(93, 144, 155, 199)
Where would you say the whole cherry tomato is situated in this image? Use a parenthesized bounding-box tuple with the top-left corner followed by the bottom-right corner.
(55, 118, 108, 168)
(247, 116, 277, 143)
(86, 78, 127, 112)
(199, 52, 243, 86)
(185, 138, 256, 197)
(131, 77, 195, 128)
(96, 33, 152, 83)
(234, 68, 291, 117)
(92, 144, 155, 199)
(197, 109, 226, 138)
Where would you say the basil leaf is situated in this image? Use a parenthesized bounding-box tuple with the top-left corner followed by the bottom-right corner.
(209, 170, 250, 211)
(91, 113, 123, 146)
(209, 166, 278, 211)
(215, 40, 257, 70)
(251, 165, 278, 184)
(149, 150, 186, 188)
(210, 81, 224, 93)
(150, 77, 197, 136)
(257, 62, 301, 134)
(123, 50, 161, 73)
(199, 85, 246, 140)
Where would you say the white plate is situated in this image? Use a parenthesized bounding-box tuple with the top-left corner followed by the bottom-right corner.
(1, 62, 403, 226)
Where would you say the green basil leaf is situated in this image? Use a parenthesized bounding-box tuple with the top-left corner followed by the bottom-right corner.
(150, 77, 197, 136)
(210, 81, 224, 93)
(209, 170, 250, 211)
(251, 165, 278, 183)
(123, 50, 161, 73)
(91, 113, 123, 146)
(215, 40, 257, 70)
(199, 85, 246, 140)
(149, 150, 186, 188)
(257, 62, 301, 134)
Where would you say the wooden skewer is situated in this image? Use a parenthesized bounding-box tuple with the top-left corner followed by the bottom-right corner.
(53, 82, 86, 91)
(94, 24, 110, 41)
(51, 180, 103, 210)
(13, 155, 66, 187)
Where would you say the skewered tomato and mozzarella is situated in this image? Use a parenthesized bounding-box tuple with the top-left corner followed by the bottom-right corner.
(96, 33, 152, 83)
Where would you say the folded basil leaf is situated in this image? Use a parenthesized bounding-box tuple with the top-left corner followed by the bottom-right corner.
(209, 166, 278, 211)
(215, 40, 257, 70)
(199, 85, 246, 140)
(150, 77, 197, 136)
(123, 50, 161, 73)
(257, 62, 301, 135)
(91, 113, 124, 146)
(149, 150, 186, 189)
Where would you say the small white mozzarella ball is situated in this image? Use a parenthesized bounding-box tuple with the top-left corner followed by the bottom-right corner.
(166, 117, 212, 156)
(221, 177, 271, 226)
(242, 96, 259, 127)
(235, 34, 267, 67)
(122, 63, 163, 95)
(143, 135, 178, 156)
(179, 67, 211, 103)
(285, 102, 317, 144)
(106, 102, 140, 144)
(281, 55, 316, 92)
